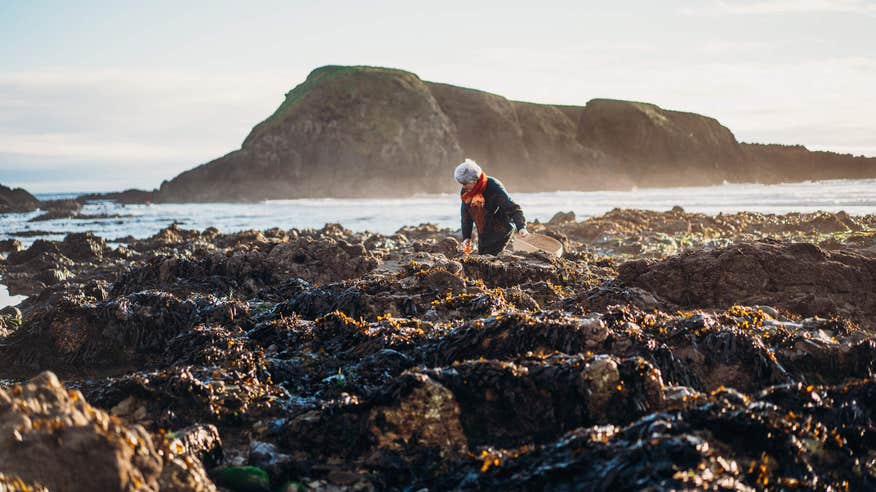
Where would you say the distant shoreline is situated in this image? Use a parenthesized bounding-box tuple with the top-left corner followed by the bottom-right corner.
(23, 175, 876, 206)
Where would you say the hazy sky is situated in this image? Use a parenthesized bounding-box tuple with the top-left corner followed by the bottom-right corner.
(2, 0, 874, 192)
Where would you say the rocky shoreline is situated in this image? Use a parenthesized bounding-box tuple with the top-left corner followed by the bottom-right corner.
(1, 208, 875, 490)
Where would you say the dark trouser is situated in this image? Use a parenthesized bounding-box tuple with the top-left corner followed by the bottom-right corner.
(478, 231, 513, 256)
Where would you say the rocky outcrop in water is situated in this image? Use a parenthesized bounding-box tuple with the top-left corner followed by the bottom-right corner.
(0, 184, 40, 214)
(158, 66, 463, 201)
(143, 65, 876, 203)
(743, 142, 876, 183)
(1, 210, 876, 489)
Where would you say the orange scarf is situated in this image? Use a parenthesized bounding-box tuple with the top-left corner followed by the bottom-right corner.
(461, 172, 488, 234)
(461, 172, 488, 207)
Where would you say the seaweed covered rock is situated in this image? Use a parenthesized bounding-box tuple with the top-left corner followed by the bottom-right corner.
(422, 313, 609, 365)
(551, 208, 876, 258)
(619, 241, 876, 326)
(0, 184, 40, 214)
(88, 322, 278, 433)
(0, 238, 22, 255)
(59, 232, 110, 262)
(3, 240, 75, 295)
(0, 371, 213, 492)
(1, 211, 876, 489)
(0, 306, 22, 337)
(421, 355, 664, 447)
(1, 291, 248, 376)
(280, 371, 468, 486)
(265, 236, 381, 285)
(2, 233, 126, 298)
(451, 381, 873, 490)
(460, 251, 594, 289)
(113, 235, 379, 298)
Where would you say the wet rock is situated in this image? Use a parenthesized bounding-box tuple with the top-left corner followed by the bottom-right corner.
(6, 240, 68, 267)
(395, 223, 455, 242)
(282, 371, 468, 484)
(619, 241, 876, 327)
(413, 265, 466, 292)
(1, 212, 875, 489)
(0, 239, 22, 255)
(0, 184, 40, 214)
(423, 313, 608, 365)
(157, 456, 217, 492)
(29, 209, 78, 222)
(40, 198, 81, 213)
(461, 252, 592, 289)
(547, 211, 575, 225)
(421, 355, 663, 447)
(59, 232, 110, 261)
(412, 236, 461, 257)
(0, 306, 22, 336)
(266, 236, 381, 285)
(142, 223, 206, 248)
(366, 373, 468, 460)
(570, 279, 663, 312)
(248, 441, 293, 480)
(3, 240, 76, 295)
(168, 424, 223, 468)
(549, 208, 876, 258)
(0, 371, 163, 491)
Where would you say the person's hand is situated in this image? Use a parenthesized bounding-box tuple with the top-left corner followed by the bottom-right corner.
(518, 228, 530, 238)
(462, 238, 473, 254)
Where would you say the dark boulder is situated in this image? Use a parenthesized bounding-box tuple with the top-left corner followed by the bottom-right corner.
(0, 183, 40, 213)
(619, 241, 876, 326)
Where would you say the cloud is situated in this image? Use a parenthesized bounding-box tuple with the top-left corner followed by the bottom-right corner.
(681, 0, 876, 16)
(0, 134, 200, 161)
(0, 68, 302, 178)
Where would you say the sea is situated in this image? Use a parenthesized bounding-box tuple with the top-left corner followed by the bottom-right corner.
(1, 178, 875, 308)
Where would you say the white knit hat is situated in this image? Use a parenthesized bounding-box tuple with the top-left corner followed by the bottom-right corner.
(454, 158, 482, 184)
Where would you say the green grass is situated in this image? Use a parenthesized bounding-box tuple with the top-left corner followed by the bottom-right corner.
(243, 65, 417, 145)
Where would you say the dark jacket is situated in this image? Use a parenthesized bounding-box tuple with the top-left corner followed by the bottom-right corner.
(461, 177, 526, 255)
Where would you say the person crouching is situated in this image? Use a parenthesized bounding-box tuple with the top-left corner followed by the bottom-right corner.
(455, 159, 528, 255)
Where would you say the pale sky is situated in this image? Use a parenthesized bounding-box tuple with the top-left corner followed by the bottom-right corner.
(1, 0, 874, 192)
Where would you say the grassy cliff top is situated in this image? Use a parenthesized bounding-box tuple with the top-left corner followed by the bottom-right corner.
(243, 65, 419, 146)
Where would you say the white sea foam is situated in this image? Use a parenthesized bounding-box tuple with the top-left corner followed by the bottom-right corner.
(0, 284, 26, 309)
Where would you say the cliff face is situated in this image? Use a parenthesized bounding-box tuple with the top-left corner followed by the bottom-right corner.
(741, 143, 876, 184)
(153, 65, 876, 202)
(577, 99, 749, 186)
(425, 83, 619, 192)
(159, 66, 464, 201)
